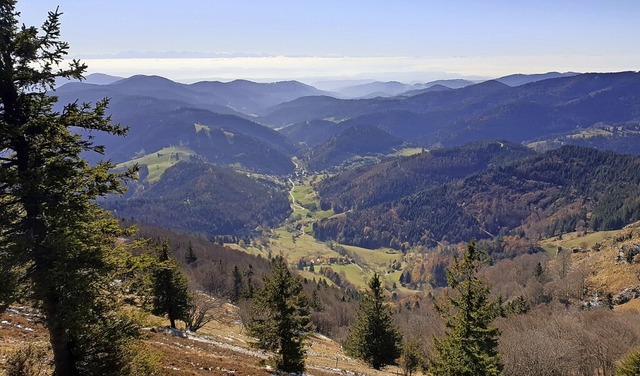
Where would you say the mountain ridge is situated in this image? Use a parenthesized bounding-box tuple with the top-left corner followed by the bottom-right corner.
(261, 72, 640, 151)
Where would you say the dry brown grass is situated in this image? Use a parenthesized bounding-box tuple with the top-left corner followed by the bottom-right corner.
(1, 299, 400, 376)
(551, 221, 640, 301)
(0, 307, 49, 369)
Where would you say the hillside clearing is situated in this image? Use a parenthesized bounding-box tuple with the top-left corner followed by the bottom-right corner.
(117, 146, 197, 183)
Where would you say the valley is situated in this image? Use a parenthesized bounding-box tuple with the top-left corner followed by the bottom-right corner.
(5, 2, 640, 375)
(7, 67, 640, 375)
(63, 70, 640, 305)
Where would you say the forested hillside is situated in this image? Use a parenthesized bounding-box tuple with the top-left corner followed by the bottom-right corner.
(317, 141, 533, 212)
(306, 124, 406, 171)
(278, 119, 343, 148)
(106, 162, 291, 236)
(57, 77, 303, 174)
(88, 100, 296, 174)
(314, 145, 640, 249)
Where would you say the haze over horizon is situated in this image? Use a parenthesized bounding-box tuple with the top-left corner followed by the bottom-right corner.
(18, 1, 640, 83)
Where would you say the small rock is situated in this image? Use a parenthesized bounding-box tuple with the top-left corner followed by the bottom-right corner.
(613, 286, 640, 305)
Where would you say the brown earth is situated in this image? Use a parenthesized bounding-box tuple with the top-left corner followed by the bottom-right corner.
(1, 300, 400, 376)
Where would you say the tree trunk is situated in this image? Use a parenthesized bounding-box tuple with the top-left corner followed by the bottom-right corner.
(170, 317, 176, 329)
(34, 240, 78, 375)
(49, 326, 76, 375)
(45, 301, 78, 376)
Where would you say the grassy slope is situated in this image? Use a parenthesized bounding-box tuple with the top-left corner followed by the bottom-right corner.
(541, 221, 640, 297)
(0, 301, 399, 376)
(117, 146, 197, 183)
(286, 176, 403, 288)
(390, 147, 424, 157)
(539, 229, 622, 253)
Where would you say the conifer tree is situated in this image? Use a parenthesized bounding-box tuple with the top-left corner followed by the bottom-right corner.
(185, 241, 197, 264)
(0, 261, 17, 313)
(152, 240, 192, 329)
(231, 265, 243, 303)
(247, 256, 311, 374)
(616, 347, 640, 376)
(430, 241, 502, 376)
(0, 2, 139, 374)
(534, 261, 544, 280)
(310, 289, 322, 311)
(345, 273, 402, 370)
(400, 338, 424, 376)
(243, 264, 255, 299)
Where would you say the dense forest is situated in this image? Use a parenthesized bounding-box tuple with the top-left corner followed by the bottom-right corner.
(315, 145, 640, 249)
(305, 124, 406, 171)
(317, 141, 533, 212)
(106, 162, 291, 237)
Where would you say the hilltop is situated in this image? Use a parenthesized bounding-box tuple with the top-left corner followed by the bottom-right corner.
(306, 124, 407, 171)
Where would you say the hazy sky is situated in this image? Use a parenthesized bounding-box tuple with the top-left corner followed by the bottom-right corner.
(17, 1, 640, 83)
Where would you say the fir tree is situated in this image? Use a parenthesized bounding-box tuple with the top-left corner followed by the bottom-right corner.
(185, 241, 197, 264)
(152, 240, 192, 329)
(0, 2, 140, 374)
(345, 273, 402, 370)
(310, 289, 322, 311)
(231, 265, 243, 303)
(534, 261, 544, 280)
(247, 256, 311, 374)
(243, 264, 255, 299)
(430, 241, 502, 376)
(400, 339, 424, 376)
(0, 260, 17, 313)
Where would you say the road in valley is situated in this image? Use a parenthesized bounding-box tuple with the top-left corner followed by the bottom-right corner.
(289, 158, 305, 211)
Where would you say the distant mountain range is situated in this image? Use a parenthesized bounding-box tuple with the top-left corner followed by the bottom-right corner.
(51, 71, 640, 242)
(310, 73, 577, 99)
(495, 71, 579, 86)
(58, 74, 329, 116)
(332, 79, 476, 98)
(56, 75, 326, 173)
(55, 73, 124, 87)
(54, 71, 640, 176)
(261, 72, 640, 155)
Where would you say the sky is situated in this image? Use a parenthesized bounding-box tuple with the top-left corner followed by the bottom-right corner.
(16, 1, 640, 84)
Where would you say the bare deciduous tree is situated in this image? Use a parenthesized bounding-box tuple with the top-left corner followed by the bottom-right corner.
(185, 293, 217, 332)
(498, 308, 640, 376)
